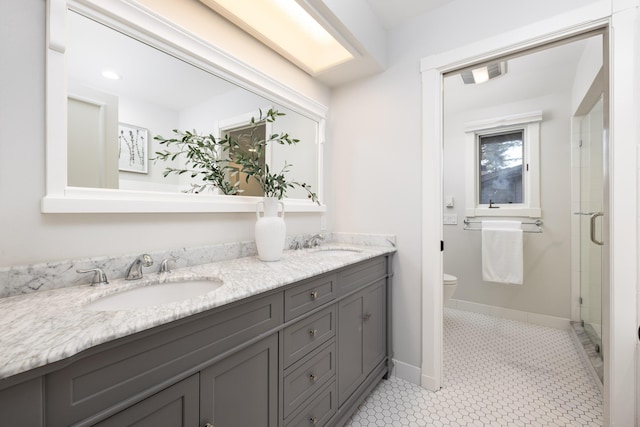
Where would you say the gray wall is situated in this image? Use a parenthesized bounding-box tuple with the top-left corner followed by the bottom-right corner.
(443, 92, 573, 319)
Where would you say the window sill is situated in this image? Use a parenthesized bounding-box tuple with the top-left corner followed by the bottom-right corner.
(466, 207, 541, 218)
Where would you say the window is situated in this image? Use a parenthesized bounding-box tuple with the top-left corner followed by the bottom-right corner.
(478, 130, 524, 205)
(226, 122, 267, 197)
(465, 111, 541, 217)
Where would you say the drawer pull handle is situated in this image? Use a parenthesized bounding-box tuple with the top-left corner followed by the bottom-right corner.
(310, 291, 318, 300)
(309, 416, 318, 424)
(363, 313, 372, 321)
(309, 329, 318, 337)
(309, 373, 317, 381)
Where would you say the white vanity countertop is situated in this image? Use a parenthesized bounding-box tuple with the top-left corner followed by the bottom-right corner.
(0, 244, 394, 380)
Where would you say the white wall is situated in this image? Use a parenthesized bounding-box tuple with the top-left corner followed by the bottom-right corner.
(0, 0, 329, 267)
(118, 96, 181, 192)
(328, 0, 601, 381)
(443, 92, 573, 319)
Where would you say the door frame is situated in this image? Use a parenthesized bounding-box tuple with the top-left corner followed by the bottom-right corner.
(419, 2, 638, 425)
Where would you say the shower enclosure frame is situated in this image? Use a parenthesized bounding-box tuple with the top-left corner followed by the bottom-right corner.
(571, 94, 606, 363)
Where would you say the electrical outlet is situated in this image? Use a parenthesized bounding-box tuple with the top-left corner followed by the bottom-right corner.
(443, 214, 458, 225)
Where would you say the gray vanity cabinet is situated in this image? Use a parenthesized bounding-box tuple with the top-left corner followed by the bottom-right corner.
(44, 292, 283, 427)
(0, 253, 393, 427)
(200, 335, 278, 427)
(93, 374, 199, 427)
(337, 278, 387, 407)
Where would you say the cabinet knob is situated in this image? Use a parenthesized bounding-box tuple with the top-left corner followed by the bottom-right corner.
(309, 329, 318, 337)
(309, 416, 318, 424)
(363, 313, 372, 321)
(204, 423, 214, 427)
(310, 291, 318, 300)
(309, 372, 317, 381)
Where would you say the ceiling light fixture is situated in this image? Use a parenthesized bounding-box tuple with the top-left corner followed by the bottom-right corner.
(101, 70, 121, 80)
(199, 0, 354, 74)
(461, 61, 507, 84)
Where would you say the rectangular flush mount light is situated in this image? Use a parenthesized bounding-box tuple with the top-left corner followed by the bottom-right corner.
(460, 61, 507, 84)
(199, 0, 354, 74)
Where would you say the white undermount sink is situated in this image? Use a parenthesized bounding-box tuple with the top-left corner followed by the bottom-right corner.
(84, 278, 224, 311)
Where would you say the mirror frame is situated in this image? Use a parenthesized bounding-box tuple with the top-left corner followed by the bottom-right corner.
(43, 0, 327, 213)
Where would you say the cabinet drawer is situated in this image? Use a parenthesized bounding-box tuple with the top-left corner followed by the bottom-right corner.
(337, 256, 387, 296)
(283, 341, 335, 419)
(284, 274, 336, 321)
(45, 293, 282, 427)
(283, 305, 335, 367)
(285, 380, 337, 427)
(93, 374, 199, 427)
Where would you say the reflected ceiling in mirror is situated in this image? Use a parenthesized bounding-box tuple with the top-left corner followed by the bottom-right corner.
(65, 10, 318, 201)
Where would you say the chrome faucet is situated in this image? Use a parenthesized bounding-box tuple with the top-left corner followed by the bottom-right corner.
(304, 233, 325, 248)
(76, 268, 109, 286)
(125, 254, 154, 280)
(289, 238, 303, 250)
(158, 256, 179, 273)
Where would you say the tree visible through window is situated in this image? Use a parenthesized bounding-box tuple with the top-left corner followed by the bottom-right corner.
(478, 130, 524, 204)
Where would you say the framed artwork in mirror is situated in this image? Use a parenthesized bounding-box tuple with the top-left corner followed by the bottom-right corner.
(118, 123, 148, 174)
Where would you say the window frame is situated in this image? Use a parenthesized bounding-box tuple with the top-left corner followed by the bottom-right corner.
(464, 111, 542, 218)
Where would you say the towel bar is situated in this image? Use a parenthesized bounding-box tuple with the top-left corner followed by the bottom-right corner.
(463, 218, 543, 233)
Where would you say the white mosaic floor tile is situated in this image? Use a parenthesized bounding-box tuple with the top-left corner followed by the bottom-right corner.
(345, 308, 603, 426)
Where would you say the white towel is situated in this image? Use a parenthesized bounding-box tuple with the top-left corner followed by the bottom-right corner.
(481, 220, 523, 285)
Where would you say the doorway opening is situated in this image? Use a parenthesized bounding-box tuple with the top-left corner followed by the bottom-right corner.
(421, 22, 615, 423)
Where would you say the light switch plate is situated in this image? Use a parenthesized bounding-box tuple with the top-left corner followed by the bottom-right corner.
(444, 214, 458, 225)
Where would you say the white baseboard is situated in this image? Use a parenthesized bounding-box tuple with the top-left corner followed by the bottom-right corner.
(420, 373, 440, 391)
(391, 359, 422, 385)
(447, 299, 570, 330)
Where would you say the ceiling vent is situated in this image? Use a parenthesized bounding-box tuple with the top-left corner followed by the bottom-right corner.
(461, 61, 507, 84)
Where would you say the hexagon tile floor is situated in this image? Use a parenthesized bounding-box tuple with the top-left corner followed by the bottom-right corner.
(345, 308, 603, 426)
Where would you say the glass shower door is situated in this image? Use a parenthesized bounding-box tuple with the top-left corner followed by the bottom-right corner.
(578, 96, 604, 355)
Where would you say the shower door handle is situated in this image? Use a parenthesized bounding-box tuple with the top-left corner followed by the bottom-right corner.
(589, 212, 604, 246)
(573, 212, 604, 246)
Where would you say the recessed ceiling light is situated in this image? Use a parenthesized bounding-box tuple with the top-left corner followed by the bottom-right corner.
(199, 0, 354, 74)
(101, 70, 121, 80)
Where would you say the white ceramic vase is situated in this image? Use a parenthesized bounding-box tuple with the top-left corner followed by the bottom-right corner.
(255, 197, 286, 262)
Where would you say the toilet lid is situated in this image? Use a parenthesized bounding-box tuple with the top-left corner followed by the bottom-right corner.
(443, 273, 457, 284)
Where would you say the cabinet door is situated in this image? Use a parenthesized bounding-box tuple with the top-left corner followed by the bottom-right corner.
(337, 279, 386, 406)
(200, 335, 278, 427)
(93, 374, 199, 427)
(0, 378, 43, 427)
(362, 280, 386, 376)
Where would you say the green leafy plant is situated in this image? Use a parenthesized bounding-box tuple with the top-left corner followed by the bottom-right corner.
(154, 109, 319, 204)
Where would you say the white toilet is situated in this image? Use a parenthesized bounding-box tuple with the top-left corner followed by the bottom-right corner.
(443, 273, 458, 304)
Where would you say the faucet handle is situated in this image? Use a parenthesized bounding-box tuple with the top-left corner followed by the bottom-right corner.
(77, 268, 109, 286)
(304, 233, 325, 248)
(139, 253, 153, 267)
(125, 254, 154, 280)
(159, 256, 180, 273)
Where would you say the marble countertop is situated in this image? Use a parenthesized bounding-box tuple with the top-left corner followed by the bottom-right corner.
(0, 244, 394, 381)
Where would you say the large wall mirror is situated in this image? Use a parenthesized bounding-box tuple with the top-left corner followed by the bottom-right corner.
(43, 0, 327, 213)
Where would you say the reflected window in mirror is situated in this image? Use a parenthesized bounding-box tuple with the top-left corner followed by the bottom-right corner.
(226, 122, 267, 197)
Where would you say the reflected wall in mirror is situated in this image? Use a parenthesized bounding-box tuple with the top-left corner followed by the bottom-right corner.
(42, 0, 326, 212)
(65, 10, 318, 200)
